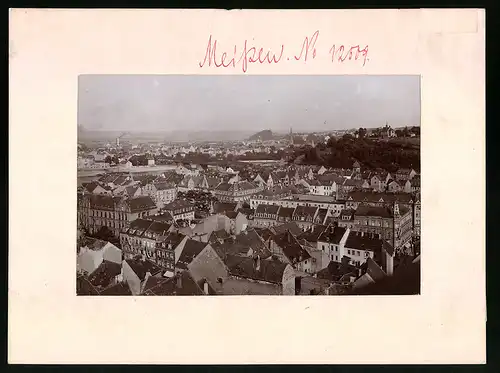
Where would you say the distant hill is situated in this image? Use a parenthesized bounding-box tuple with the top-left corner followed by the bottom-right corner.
(77, 129, 254, 143)
(248, 130, 274, 141)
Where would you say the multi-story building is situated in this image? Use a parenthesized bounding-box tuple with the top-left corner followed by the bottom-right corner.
(353, 202, 413, 251)
(213, 180, 264, 203)
(292, 205, 319, 231)
(317, 225, 349, 267)
(119, 218, 187, 273)
(81, 194, 158, 237)
(142, 182, 177, 208)
(317, 226, 395, 274)
(120, 218, 175, 258)
(253, 204, 281, 228)
(162, 199, 195, 222)
(249, 187, 295, 209)
(249, 194, 339, 213)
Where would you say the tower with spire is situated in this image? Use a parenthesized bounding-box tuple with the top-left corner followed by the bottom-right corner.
(289, 127, 294, 146)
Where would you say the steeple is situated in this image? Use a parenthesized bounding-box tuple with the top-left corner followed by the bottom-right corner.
(290, 127, 294, 145)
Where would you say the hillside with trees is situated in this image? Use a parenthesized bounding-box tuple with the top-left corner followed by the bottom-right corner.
(290, 132, 420, 172)
(248, 130, 274, 141)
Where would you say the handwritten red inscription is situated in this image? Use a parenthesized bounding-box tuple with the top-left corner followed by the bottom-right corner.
(330, 44, 369, 66)
(198, 31, 369, 72)
(198, 35, 284, 73)
(294, 30, 319, 62)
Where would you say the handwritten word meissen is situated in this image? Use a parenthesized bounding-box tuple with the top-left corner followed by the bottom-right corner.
(198, 31, 369, 73)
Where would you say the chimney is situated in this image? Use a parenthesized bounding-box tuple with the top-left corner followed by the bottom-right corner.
(203, 279, 209, 295)
(385, 250, 394, 276)
(256, 255, 261, 271)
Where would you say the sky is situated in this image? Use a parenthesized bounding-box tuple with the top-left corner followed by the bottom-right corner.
(78, 75, 421, 133)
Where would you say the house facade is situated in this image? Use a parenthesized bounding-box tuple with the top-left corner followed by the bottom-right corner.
(81, 194, 158, 237)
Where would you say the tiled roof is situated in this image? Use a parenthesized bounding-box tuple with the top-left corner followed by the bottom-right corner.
(113, 176, 128, 186)
(206, 177, 222, 188)
(164, 199, 194, 211)
(277, 207, 294, 219)
(298, 224, 328, 243)
(347, 191, 414, 204)
(214, 182, 232, 191)
(125, 185, 140, 196)
(316, 208, 328, 222)
(126, 196, 157, 212)
(213, 202, 238, 214)
(255, 204, 280, 215)
(234, 229, 266, 253)
(293, 205, 318, 218)
(366, 257, 386, 281)
(144, 221, 172, 237)
(225, 254, 288, 284)
(345, 231, 385, 253)
(177, 240, 207, 268)
(125, 258, 163, 281)
(82, 237, 109, 251)
(84, 181, 100, 193)
(148, 213, 174, 222)
(99, 282, 132, 296)
(343, 179, 365, 187)
(316, 261, 358, 282)
(272, 221, 302, 237)
(143, 271, 204, 296)
(318, 225, 347, 244)
(88, 260, 122, 288)
(225, 211, 238, 219)
(209, 229, 232, 244)
(273, 231, 311, 263)
(124, 219, 153, 235)
(355, 205, 399, 218)
(88, 194, 122, 210)
(154, 182, 176, 191)
(158, 232, 186, 248)
(253, 228, 274, 242)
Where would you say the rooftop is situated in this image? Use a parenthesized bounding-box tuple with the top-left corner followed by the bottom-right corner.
(318, 226, 348, 244)
(125, 258, 163, 281)
(225, 254, 288, 284)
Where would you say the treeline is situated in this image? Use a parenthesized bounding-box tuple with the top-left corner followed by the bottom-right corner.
(292, 135, 420, 172)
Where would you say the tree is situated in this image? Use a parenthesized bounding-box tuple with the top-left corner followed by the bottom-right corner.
(92, 226, 120, 247)
(358, 128, 367, 139)
(327, 137, 337, 148)
(410, 126, 420, 136)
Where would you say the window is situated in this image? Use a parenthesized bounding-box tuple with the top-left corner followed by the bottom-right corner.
(347, 250, 351, 255)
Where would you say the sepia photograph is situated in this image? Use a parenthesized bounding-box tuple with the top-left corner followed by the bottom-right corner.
(76, 74, 421, 296)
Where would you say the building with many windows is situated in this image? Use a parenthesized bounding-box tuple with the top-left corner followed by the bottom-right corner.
(353, 202, 413, 251)
(162, 199, 195, 222)
(81, 194, 158, 237)
(213, 180, 264, 203)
